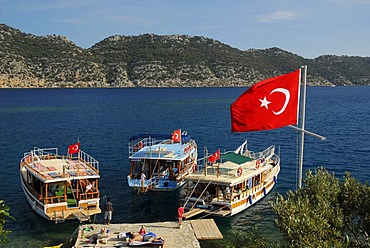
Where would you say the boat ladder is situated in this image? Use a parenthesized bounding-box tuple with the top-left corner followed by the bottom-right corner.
(54, 210, 65, 224)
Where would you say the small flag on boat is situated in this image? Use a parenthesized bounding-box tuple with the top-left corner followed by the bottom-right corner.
(208, 149, 220, 164)
(231, 69, 301, 132)
(68, 142, 80, 154)
(171, 129, 181, 142)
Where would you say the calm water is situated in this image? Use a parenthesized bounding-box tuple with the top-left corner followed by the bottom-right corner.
(0, 87, 369, 247)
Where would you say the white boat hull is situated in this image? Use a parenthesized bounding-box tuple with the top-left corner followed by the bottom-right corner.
(182, 141, 280, 218)
(229, 167, 278, 216)
(21, 174, 51, 220)
(19, 147, 102, 223)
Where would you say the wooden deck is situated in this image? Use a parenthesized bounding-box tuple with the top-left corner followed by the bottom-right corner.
(190, 219, 223, 240)
(72, 219, 222, 247)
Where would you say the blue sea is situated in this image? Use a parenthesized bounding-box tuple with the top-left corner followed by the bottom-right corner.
(1, 87, 370, 247)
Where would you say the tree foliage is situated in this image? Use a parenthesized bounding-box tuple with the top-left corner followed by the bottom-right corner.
(272, 167, 370, 247)
(0, 200, 14, 244)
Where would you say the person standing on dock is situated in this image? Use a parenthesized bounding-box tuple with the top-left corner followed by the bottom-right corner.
(140, 171, 146, 192)
(104, 197, 113, 225)
(178, 204, 184, 229)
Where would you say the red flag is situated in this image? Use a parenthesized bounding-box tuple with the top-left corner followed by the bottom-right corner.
(171, 129, 181, 142)
(231, 69, 301, 132)
(68, 142, 80, 154)
(208, 149, 220, 163)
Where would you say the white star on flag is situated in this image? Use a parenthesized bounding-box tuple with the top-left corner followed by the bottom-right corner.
(259, 97, 271, 109)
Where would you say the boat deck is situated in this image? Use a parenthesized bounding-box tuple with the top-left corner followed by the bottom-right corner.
(129, 142, 195, 161)
(72, 219, 222, 247)
(23, 157, 99, 182)
(185, 160, 273, 185)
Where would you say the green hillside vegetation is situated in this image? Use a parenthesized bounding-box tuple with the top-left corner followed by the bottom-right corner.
(1, 24, 369, 88)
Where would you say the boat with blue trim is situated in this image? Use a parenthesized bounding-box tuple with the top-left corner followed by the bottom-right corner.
(127, 130, 197, 193)
(181, 139, 280, 218)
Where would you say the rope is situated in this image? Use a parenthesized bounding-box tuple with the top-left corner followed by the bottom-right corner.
(188, 181, 212, 212)
(183, 179, 201, 208)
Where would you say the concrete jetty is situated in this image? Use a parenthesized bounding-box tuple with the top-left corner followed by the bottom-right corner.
(72, 219, 222, 247)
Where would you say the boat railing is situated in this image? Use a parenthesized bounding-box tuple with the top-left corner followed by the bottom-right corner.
(45, 195, 65, 204)
(183, 139, 197, 154)
(44, 190, 99, 205)
(22, 147, 99, 172)
(128, 136, 196, 156)
(24, 147, 59, 162)
(129, 137, 169, 156)
(249, 145, 275, 161)
(177, 160, 196, 178)
(76, 150, 99, 171)
(270, 153, 280, 166)
(127, 175, 156, 188)
(79, 192, 100, 201)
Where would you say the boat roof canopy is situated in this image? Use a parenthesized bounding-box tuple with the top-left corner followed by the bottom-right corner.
(129, 133, 191, 143)
(221, 152, 252, 165)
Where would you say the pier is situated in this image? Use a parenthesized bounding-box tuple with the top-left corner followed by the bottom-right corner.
(72, 219, 223, 247)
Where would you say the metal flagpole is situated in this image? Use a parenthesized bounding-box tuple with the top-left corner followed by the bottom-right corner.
(288, 125, 326, 141)
(291, 65, 326, 189)
(298, 65, 307, 189)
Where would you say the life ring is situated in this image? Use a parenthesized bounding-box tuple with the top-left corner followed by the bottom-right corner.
(256, 160, 261, 169)
(237, 167, 243, 177)
(190, 151, 195, 160)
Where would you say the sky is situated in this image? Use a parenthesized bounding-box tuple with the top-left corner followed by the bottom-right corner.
(1, 0, 369, 59)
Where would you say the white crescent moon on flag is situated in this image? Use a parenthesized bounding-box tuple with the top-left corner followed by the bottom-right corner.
(74, 144, 79, 150)
(173, 133, 179, 139)
(270, 88, 290, 115)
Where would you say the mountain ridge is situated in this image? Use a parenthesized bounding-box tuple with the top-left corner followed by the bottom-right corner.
(1, 24, 369, 88)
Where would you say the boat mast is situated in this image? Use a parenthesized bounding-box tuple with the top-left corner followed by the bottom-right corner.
(204, 147, 208, 177)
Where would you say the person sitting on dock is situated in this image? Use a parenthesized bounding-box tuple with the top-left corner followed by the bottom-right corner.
(127, 232, 163, 242)
(139, 225, 147, 235)
(88, 227, 109, 244)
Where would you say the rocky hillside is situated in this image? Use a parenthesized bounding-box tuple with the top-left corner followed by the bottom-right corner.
(1, 24, 369, 88)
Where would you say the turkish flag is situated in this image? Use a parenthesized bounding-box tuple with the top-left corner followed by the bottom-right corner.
(68, 142, 80, 154)
(231, 69, 301, 132)
(208, 149, 220, 164)
(171, 129, 181, 142)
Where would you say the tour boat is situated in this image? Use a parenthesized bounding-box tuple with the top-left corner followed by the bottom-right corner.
(181, 139, 280, 218)
(19, 144, 101, 223)
(127, 130, 197, 192)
